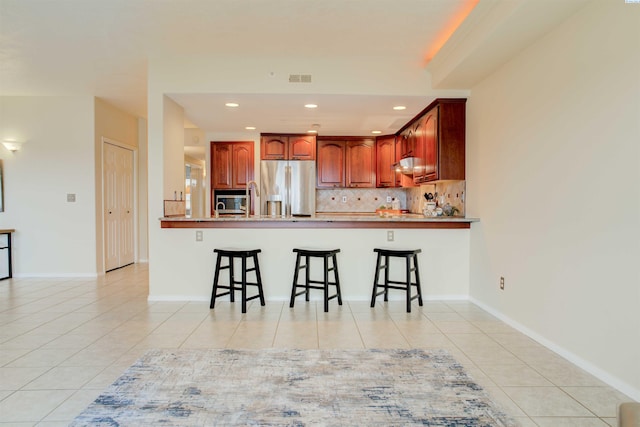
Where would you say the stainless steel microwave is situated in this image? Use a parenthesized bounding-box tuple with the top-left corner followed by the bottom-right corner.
(215, 194, 247, 215)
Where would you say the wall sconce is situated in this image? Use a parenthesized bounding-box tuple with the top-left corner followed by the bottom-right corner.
(2, 140, 23, 152)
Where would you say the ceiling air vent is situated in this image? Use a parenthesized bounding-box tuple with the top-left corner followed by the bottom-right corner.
(289, 74, 312, 83)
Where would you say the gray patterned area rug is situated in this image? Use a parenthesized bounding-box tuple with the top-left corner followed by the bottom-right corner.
(71, 348, 517, 426)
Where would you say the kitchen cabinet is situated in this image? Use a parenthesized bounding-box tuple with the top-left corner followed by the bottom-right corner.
(397, 98, 465, 184)
(375, 135, 399, 188)
(317, 140, 345, 188)
(346, 138, 375, 188)
(211, 141, 254, 189)
(317, 137, 375, 188)
(260, 134, 316, 160)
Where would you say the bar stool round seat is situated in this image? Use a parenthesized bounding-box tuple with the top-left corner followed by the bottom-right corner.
(289, 248, 342, 312)
(370, 248, 424, 313)
(210, 248, 265, 313)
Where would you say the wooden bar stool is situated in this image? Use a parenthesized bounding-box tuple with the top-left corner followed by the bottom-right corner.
(289, 248, 342, 312)
(210, 248, 265, 313)
(370, 248, 423, 313)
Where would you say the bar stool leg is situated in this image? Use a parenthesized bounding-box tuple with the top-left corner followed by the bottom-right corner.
(413, 254, 424, 306)
(332, 253, 343, 305)
(323, 255, 329, 313)
(370, 252, 381, 307)
(384, 255, 390, 301)
(241, 255, 247, 313)
(304, 255, 311, 301)
(289, 253, 302, 307)
(253, 253, 266, 306)
(210, 252, 222, 309)
(228, 257, 235, 303)
(405, 255, 412, 313)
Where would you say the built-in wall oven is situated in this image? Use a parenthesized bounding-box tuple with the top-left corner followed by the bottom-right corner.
(213, 190, 247, 215)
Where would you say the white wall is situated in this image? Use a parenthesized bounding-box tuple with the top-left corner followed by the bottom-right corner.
(138, 118, 149, 262)
(466, 0, 640, 399)
(148, 227, 470, 301)
(0, 96, 97, 276)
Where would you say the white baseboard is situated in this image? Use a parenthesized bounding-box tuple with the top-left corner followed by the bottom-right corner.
(147, 294, 469, 303)
(13, 273, 98, 279)
(147, 295, 210, 302)
(470, 296, 640, 402)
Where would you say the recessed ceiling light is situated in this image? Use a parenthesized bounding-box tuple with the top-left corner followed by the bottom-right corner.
(371, 130, 382, 134)
(245, 126, 256, 130)
(304, 104, 318, 109)
(393, 105, 406, 110)
(225, 102, 239, 107)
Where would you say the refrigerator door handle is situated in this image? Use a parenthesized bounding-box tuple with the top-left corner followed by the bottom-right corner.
(285, 165, 291, 217)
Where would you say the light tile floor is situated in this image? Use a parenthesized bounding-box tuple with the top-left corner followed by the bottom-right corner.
(0, 263, 633, 426)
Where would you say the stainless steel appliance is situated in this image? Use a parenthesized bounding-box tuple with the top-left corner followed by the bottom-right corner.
(260, 161, 315, 217)
(214, 192, 247, 215)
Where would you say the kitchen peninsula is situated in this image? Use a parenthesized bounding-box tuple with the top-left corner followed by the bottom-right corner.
(154, 214, 477, 302)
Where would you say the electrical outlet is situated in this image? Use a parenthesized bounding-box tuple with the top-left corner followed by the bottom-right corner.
(342, 196, 347, 203)
(196, 231, 203, 242)
(500, 276, 505, 290)
(387, 230, 394, 242)
(386, 196, 392, 203)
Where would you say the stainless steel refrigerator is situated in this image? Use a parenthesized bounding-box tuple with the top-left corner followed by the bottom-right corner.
(260, 161, 316, 217)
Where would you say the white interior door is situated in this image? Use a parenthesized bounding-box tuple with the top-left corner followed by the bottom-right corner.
(104, 142, 135, 271)
(119, 146, 134, 266)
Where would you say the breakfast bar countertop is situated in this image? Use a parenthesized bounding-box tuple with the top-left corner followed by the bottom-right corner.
(160, 213, 479, 229)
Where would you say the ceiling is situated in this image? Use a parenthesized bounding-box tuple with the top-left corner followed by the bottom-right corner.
(1, 0, 590, 152)
(0, 0, 476, 135)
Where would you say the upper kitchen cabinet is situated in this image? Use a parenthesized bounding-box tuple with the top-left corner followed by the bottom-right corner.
(376, 135, 399, 188)
(317, 139, 345, 188)
(346, 138, 375, 188)
(317, 137, 375, 188)
(211, 141, 254, 189)
(397, 98, 466, 184)
(260, 134, 316, 160)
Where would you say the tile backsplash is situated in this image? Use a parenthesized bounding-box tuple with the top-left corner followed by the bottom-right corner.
(316, 181, 465, 215)
(316, 188, 406, 213)
(405, 180, 465, 216)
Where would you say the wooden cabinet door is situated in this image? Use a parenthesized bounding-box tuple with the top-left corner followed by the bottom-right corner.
(421, 109, 438, 182)
(261, 136, 288, 160)
(400, 129, 414, 158)
(317, 140, 345, 188)
(211, 142, 232, 189)
(376, 135, 397, 188)
(346, 138, 375, 188)
(232, 142, 254, 188)
(289, 135, 316, 160)
(412, 121, 426, 183)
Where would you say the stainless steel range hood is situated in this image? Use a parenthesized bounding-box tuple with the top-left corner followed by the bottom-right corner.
(393, 157, 423, 175)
